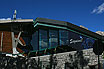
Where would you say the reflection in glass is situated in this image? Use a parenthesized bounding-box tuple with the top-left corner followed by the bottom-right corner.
(49, 30, 58, 47)
(68, 31, 95, 50)
(82, 38, 95, 49)
(59, 30, 69, 46)
(39, 29, 48, 49)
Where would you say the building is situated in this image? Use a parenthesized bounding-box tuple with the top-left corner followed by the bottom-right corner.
(0, 17, 103, 56)
(0, 19, 33, 56)
(0, 17, 104, 69)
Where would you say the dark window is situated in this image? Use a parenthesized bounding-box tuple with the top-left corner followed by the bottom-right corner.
(49, 30, 58, 47)
(20, 32, 33, 52)
(59, 30, 69, 46)
(68, 31, 95, 50)
(39, 29, 48, 50)
(68, 31, 84, 50)
(82, 37, 95, 49)
(31, 31, 38, 50)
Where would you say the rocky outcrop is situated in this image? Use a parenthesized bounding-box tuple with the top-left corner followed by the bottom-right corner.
(96, 31, 104, 36)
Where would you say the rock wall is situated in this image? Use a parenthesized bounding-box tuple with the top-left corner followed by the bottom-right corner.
(37, 48, 103, 69)
(0, 48, 103, 69)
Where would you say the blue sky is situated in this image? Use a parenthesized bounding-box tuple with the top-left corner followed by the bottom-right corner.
(0, 0, 104, 32)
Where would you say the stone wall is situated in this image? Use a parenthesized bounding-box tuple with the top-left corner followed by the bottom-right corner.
(36, 48, 104, 69)
(0, 48, 103, 69)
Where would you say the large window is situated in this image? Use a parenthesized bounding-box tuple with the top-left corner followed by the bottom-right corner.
(39, 29, 48, 50)
(59, 30, 69, 46)
(31, 28, 95, 52)
(49, 30, 58, 47)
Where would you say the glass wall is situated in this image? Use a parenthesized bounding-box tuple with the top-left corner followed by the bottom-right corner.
(59, 29, 95, 50)
(39, 29, 48, 50)
(49, 30, 58, 48)
(59, 30, 69, 46)
(30, 28, 95, 51)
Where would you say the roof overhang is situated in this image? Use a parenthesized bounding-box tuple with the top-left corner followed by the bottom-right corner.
(0, 19, 33, 31)
(34, 17, 104, 41)
(0, 19, 33, 24)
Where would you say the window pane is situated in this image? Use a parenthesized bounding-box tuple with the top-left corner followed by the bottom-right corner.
(69, 31, 83, 50)
(39, 29, 48, 49)
(81, 37, 95, 49)
(59, 30, 69, 46)
(21, 32, 33, 52)
(31, 31, 38, 50)
(49, 30, 58, 47)
(68, 31, 95, 50)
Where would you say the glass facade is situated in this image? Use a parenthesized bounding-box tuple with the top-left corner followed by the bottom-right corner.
(19, 28, 95, 52)
(35, 29, 94, 50)
(49, 30, 58, 47)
